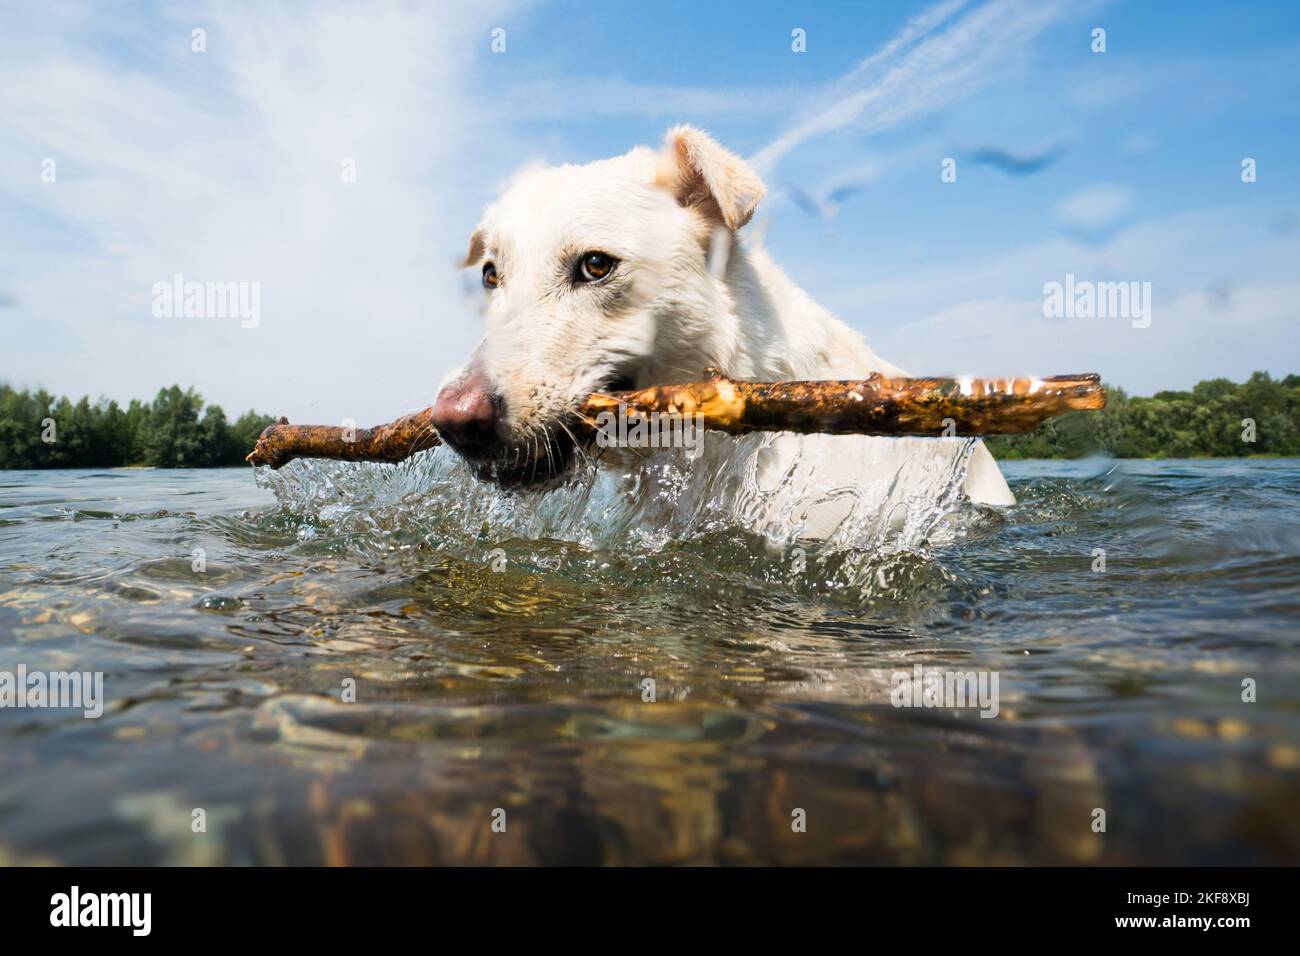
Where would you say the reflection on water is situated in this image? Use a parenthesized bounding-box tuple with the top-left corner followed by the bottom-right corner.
(0, 450, 1298, 864)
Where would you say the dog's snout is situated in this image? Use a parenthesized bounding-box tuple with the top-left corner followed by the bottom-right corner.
(432, 372, 503, 454)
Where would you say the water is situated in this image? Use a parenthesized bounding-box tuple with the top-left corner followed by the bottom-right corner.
(1, 451, 1297, 865)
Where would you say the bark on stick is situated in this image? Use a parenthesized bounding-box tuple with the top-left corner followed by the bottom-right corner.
(246, 369, 1105, 469)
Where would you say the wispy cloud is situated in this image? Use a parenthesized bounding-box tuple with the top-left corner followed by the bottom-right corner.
(491, 76, 808, 121)
(0, 1, 520, 423)
(751, 0, 1074, 174)
(1053, 184, 1134, 231)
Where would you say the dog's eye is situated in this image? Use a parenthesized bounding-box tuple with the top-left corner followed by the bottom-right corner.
(482, 262, 500, 289)
(576, 252, 617, 283)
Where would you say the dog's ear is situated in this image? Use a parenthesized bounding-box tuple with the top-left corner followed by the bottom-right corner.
(461, 228, 486, 268)
(657, 125, 766, 231)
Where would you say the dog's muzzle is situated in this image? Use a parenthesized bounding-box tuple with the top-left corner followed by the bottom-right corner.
(431, 369, 638, 487)
(431, 368, 504, 457)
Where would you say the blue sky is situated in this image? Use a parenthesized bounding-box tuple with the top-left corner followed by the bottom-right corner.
(2, 0, 1298, 423)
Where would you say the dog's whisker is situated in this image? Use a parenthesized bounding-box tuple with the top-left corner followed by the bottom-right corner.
(557, 420, 591, 470)
(541, 425, 556, 478)
(569, 407, 650, 465)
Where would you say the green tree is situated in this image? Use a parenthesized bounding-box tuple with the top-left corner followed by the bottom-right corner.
(979, 372, 1300, 460)
(0, 382, 276, 468)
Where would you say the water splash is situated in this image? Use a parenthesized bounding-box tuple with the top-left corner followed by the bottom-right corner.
(253, 433, 989, 601)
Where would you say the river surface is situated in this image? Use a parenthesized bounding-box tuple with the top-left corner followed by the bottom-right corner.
(1, 453, 1297, 864)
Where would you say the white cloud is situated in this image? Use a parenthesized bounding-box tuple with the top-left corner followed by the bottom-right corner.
(1053, 184, 1133, 231)
(0, 1, 522, 424)
(820, 203, 1300, 391)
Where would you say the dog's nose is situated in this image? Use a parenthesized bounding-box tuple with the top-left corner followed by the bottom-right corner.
(431, 371, 502, 453)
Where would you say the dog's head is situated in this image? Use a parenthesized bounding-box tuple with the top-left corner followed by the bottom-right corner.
(434, 126, 766, 486)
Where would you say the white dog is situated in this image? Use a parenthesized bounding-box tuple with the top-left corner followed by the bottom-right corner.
(435, 126, 1013, 539)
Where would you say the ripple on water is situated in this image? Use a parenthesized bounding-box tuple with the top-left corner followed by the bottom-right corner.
(0, 458, 1297, 863)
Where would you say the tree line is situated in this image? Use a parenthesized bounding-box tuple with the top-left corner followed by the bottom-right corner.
(0, 383, 275, 468)
(984, 371, 1300, 459)
(1, 372, 1297, 468)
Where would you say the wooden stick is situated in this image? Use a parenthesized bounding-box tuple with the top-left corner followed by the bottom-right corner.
(246, 368, 1104, 469)
(246, 409, 441, 470)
